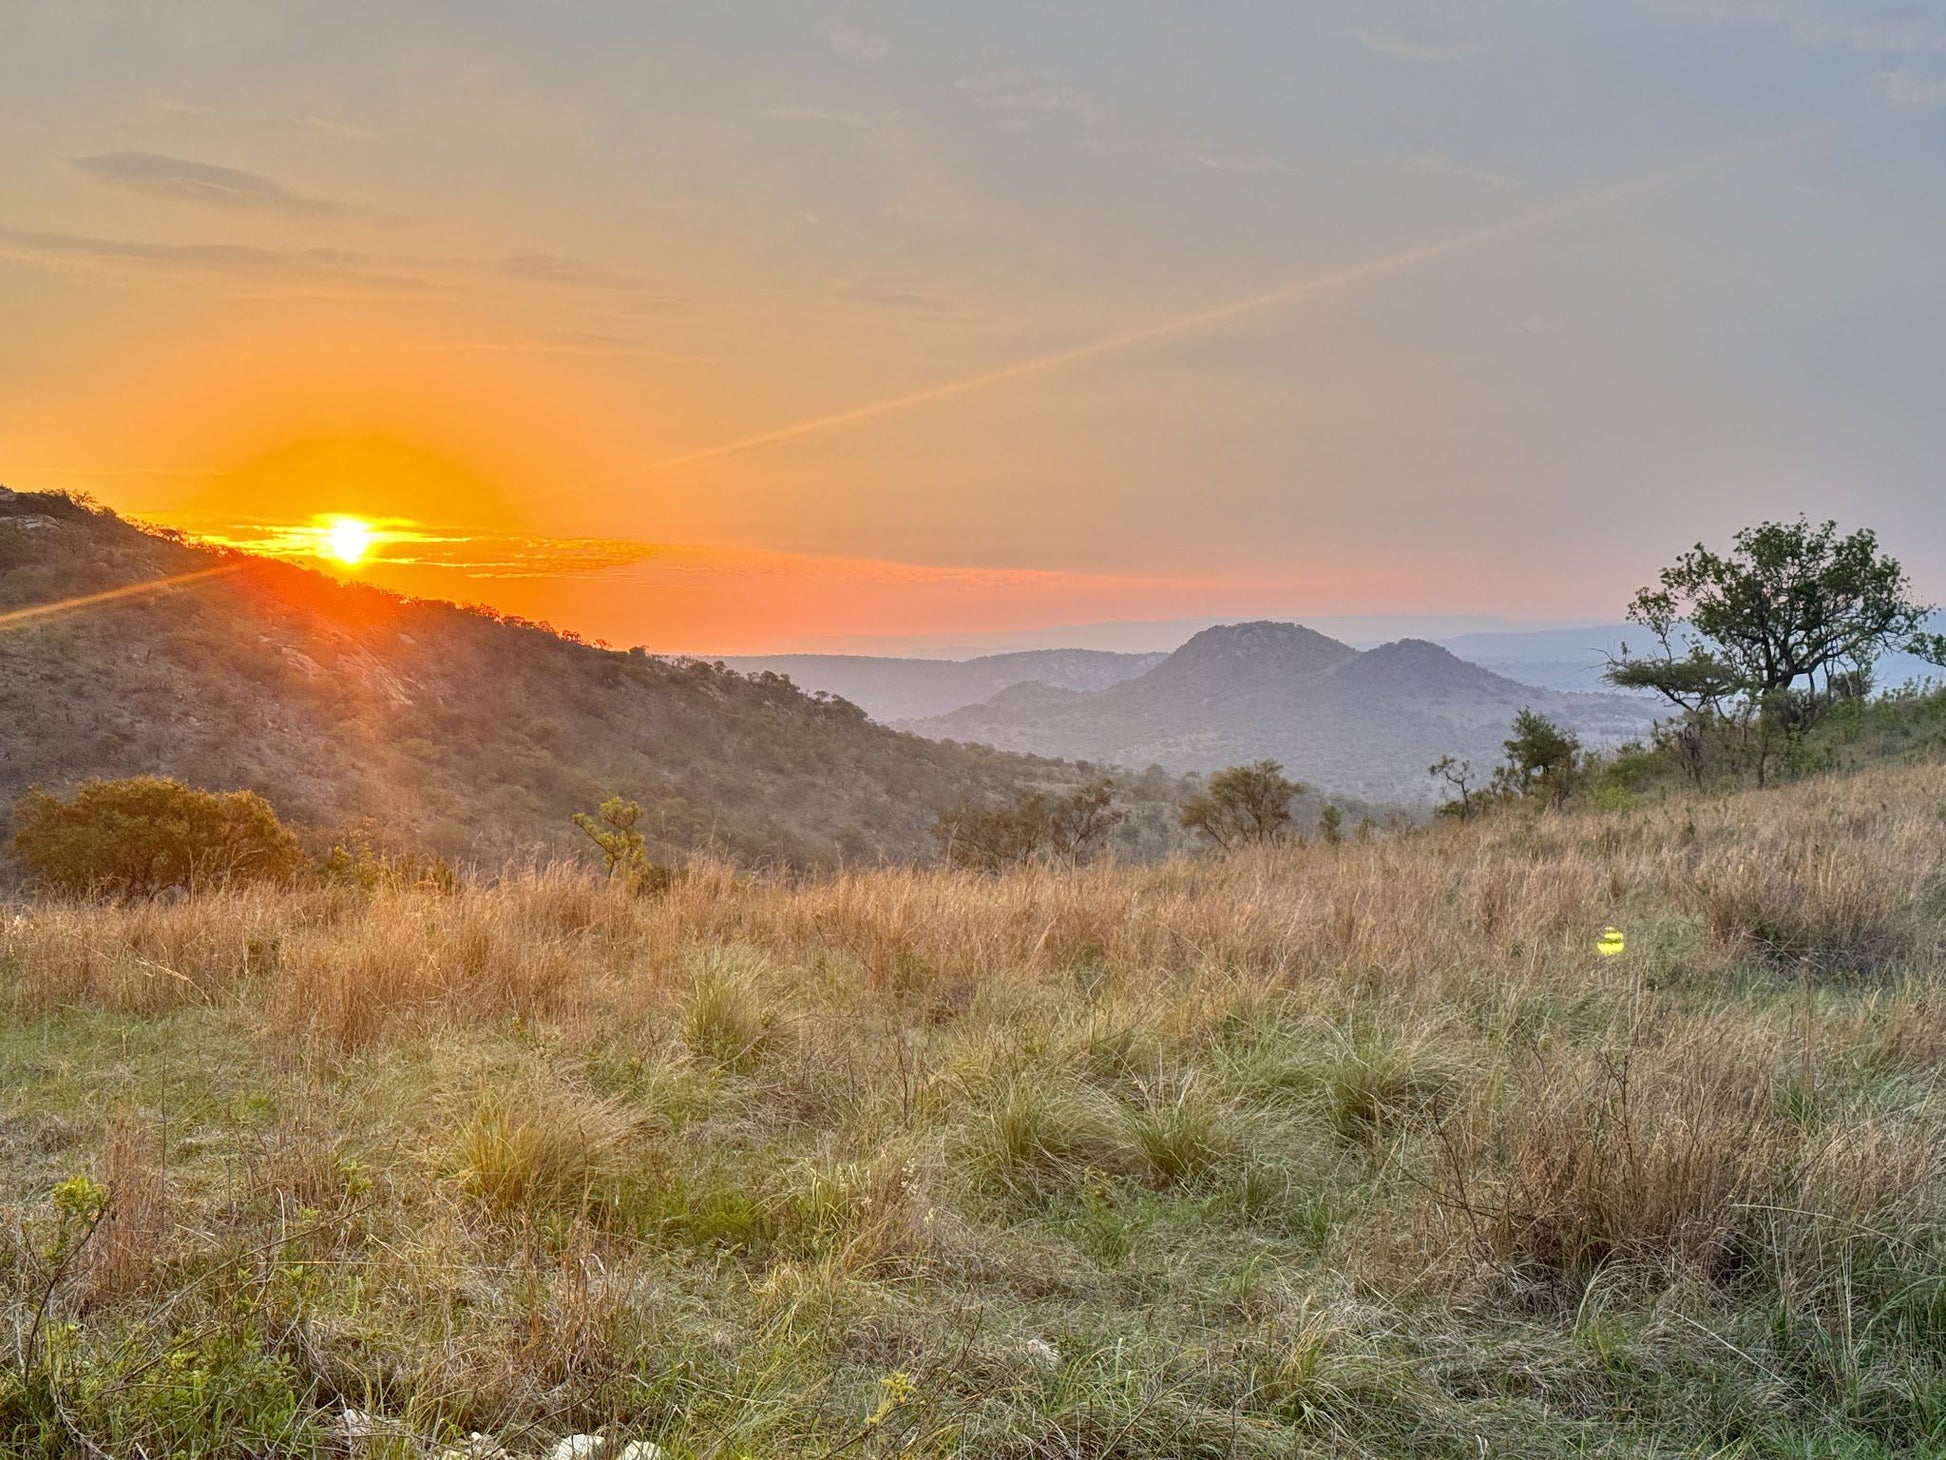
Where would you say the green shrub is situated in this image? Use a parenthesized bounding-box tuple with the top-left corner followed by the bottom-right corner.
(8, 777, 303, 898)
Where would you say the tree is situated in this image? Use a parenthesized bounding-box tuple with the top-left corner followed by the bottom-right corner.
(1494, 709, 1582, 807)
(1429, 755, 1480, 819)
(1179, 761, 1304, 850)
(572, 795, 672, 893)
(933, 778, 1125, 871)
(1318, 803, 1344, 845)
(9, 776, 303, 899)
(1044, 778, 1125, 862)
(1607, 519, 1939, 739)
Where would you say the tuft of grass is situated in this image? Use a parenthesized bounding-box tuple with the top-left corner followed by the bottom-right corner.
(679, 959, 777, 1073)
(449, 1074, 645, 1218)
(972, 1074, 1125, 1200)
(85, 1105, 168, 1306)
(1126, 1074, 1234, 1189)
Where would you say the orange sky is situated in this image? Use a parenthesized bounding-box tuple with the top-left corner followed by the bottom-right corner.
(5, 6, 1944, 652)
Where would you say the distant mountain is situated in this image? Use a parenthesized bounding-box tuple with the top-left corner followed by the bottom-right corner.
(0, 491, 1075, 868)
(904, 620, 1660, 802)
(1433, 620, 1946, 696)
(720, 648, 1165, 722)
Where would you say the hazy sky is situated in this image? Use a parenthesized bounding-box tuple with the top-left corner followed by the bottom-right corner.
(4, 2, 1944, 652)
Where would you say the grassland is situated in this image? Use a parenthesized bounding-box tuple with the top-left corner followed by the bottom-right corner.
(4, 761, 1946, 1457)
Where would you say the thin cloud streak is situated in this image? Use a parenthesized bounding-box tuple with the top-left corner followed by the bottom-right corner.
(69, 151, 358, 218)
(147, 99, 383, 143)
(1346, 27, 1489, 61)
(607, 127, 1806, 482)
(0, 225, 442, 293)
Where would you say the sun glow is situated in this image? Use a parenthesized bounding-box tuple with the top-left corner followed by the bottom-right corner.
(318, 515, 375, 566)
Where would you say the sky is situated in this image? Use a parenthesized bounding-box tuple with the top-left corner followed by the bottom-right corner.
(3, 1, 1944, 654)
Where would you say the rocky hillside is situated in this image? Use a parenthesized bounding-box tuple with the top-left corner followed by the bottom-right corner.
(906, 620, 1659, 802)
(0, 491, 1070, 867)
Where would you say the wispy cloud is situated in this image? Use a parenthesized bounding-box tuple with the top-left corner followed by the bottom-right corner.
(420, 331, 707, 363)
(0, 224, 671, 302)
(1392, 148, 1523, 189)
(820, 17, 890, 62)
(68, 151, 359, 219)
(146, 99, 383, 143)
(1653, 1, 1946, 57)
(185, 520, 664, 580)
(763, 106, 851, 124)
(0, 225, 440, 293)
(1174, 148, 1296, 176)
(497, 250, 641, 290)
(829, 273, 961, 319)
(1875, 65, 1946, 104)
(957, 69, 1294, 176)
(1346, 27, 1489, 62)
(957, 69, 1109, 135)
(176, 518, 1210, 595)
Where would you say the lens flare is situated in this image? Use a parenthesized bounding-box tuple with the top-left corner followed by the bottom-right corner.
(0, 566, 241, 632)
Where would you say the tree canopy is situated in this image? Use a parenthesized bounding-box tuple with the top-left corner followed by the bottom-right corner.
(1607, 518, 1942, 729)
(1179, 760, 1304, 850)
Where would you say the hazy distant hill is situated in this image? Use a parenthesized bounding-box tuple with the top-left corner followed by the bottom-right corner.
(0, 491, 1074, 867)
(906, 620, 1659, 802)
(1435, 621, 1946, 696)
(1432, 625, 1638, 694)
(721, 648, 1165, 721)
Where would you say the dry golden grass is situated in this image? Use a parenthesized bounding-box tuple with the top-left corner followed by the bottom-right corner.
(3, 759, 1944, 1455)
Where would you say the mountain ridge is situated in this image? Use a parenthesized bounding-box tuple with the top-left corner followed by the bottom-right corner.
(903, 619, 1658, 801)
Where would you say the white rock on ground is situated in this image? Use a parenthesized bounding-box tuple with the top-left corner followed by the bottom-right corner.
(436, 1435, 510, 1460)
(340, 1408, 375, 1454)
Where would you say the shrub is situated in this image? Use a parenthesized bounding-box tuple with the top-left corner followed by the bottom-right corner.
(9, 777, 303, 898)
(1179, 761, 1305, 850)
(932, 777, 1125, 870)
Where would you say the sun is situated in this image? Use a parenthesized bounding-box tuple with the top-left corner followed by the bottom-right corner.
(317, 516, 375, 566)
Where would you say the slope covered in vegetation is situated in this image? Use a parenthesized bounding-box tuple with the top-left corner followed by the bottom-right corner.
(4, 757, 1945, 1456)
(0, 491, 1082, 867)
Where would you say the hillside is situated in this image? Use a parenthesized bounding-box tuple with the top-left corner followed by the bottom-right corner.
(4, 759, 1943, 1455)
(0, 491, 1072, 867)
(720, 648, 1166, 722)
(906, 620, 1657, 801)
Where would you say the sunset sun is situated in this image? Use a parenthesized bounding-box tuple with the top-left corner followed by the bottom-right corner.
(318, 516, 375, 566)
